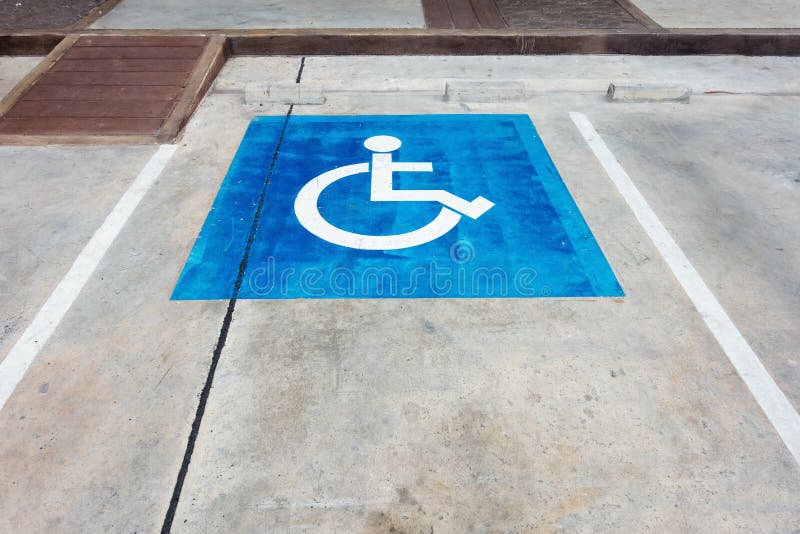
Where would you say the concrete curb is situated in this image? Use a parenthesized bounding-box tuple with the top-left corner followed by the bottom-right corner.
(2, 28, 800, 57)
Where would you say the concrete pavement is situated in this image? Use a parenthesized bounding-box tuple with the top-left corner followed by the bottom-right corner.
(0, 57, 40, 96)
(90, 0, 426, 30)
(85, 0, 800, 30)
(0, 0, 800, 32)
(1, 54, 799, 531)
(632, 0, 800, 28)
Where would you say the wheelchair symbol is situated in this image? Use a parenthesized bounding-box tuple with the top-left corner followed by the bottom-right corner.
(294, 135, 494, 250)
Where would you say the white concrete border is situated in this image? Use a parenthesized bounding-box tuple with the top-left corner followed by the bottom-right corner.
(571, 111, 800, 466)
(0, 144, 177, 411)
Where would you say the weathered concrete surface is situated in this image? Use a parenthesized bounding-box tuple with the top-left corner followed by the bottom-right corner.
(222, 55, 800, 96)
(1, 55, 799, 532)
(0, 56, 42, 97)
(582, 94, 800, 411)
(91, 0, 425, 29)
(632, 0, 800, 28)
(213, 57, 301, 92)
(0, 62, 295, 532)
(0, 0, 104, 30)
(0, 146, 155, 363)
(0, 136, 227, 531)
(169, 57, 800, 531)
(2, 58, 151, 363)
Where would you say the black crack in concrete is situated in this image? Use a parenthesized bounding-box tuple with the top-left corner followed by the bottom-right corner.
(160, 58, 306, 534)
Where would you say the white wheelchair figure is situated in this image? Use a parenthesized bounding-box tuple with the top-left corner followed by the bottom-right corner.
(294, 135, 494, 250)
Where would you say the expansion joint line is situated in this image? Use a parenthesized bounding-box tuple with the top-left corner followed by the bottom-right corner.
(161, 57, 305, 533)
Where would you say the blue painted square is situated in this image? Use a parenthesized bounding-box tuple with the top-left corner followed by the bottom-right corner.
(172, 114, 623, 299)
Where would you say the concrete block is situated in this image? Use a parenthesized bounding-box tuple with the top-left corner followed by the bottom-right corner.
(607, 82, 692, 103)
(445, 80, 526, 103)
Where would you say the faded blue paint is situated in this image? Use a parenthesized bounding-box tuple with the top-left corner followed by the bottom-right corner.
(172, 114, 623, 299)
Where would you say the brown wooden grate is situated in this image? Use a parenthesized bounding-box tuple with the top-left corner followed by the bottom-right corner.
(0, 34, 227, 144)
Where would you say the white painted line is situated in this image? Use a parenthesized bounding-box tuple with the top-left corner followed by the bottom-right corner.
(0, 144, 177, 411)
(570, 111, 800, 466)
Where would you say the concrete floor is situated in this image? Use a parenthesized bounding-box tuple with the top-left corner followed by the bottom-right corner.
(1, 55, 799, 531)
(586, 95, 800, 410)
(0, 146, 155, 359)
(0, 68, 261, 530)
(90, 0, 425, 29)
(0, 57, 41, 97)
(279, 55, 800, 94)
(86, 0, 800, 30)
(632, 0, 800, 28)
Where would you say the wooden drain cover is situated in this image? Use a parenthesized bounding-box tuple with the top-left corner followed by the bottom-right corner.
(0, 34, 226, 144)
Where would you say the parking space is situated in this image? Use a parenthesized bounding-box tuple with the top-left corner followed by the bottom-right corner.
(170, 60, 800, 530)
(1, 55, 799, 531)
(580, 96, 800, 409)
(0, 59, 292, 531)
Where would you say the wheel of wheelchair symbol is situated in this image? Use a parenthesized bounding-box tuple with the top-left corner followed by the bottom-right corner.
(293, 135, 495, 251)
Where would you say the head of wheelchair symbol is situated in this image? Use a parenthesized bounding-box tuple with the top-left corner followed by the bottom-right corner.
(293, 135, 494, 250)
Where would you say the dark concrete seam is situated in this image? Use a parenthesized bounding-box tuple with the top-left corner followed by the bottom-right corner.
(295, 56, 305, 84)
(160, 58, 305, 532)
